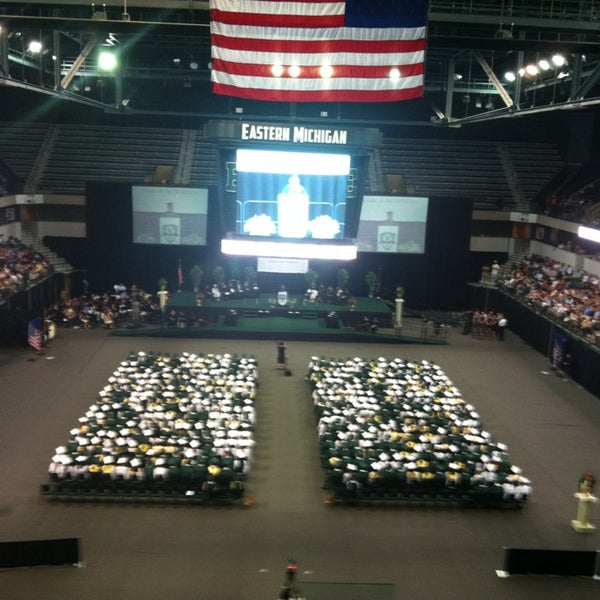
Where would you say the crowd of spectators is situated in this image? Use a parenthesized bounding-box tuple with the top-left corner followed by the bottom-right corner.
(47, 350, 257, 501)
(499, 254, 600, 343)
(0, 234, 52, 299)
(308, 356, 530, 506)
(543, 178, 600, 225)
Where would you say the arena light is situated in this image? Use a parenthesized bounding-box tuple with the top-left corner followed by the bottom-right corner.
(538, 59, 551, 71)
(28, 40, 42, 54)
(288, 65, 301, 78)
(98, 50, 117, 71)
(319, 64, 333, 78)
(504, 71, 516, 82)
(221, 238, 357, 260)
(552, 54, 566, 67)
(525, 64, 539, 76)
(578, 225, 600, 243)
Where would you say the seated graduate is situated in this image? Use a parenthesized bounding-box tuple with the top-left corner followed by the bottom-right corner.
(305, 286, 319, 303)
(211, 283, 222, 301)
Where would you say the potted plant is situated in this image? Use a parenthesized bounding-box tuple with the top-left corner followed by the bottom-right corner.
(305, 268, 319, 289)
(579, 471, 596, 494)
(190, 265, 203, 292)
(365, 271, 378, 297)
(212, 265, 226, 287)
(337, 268, 349, 290)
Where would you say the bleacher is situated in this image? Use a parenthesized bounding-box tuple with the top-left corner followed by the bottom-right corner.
(187, 131, 219, 188)
(36, 124, 185, 194)
(503, 141, 565, 204)
(379, 138, 515, 208)
(0, 122, 49, 185)
(0, 122, 565, 205)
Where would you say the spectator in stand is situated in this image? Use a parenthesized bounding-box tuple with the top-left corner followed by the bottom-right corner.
(498, 254, 600, 343)
(0, 235, 52, 299)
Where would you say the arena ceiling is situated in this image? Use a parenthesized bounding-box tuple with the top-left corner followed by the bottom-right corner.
(0, 0, 599, 127)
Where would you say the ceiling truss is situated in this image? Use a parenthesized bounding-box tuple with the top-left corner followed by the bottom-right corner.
(0, 1, 599, 126)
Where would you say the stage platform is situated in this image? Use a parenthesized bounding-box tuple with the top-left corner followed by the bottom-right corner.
(112, 293, 449, 345)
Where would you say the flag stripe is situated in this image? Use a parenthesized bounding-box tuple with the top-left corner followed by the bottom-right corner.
(211, 9, 345, 29)
(212, 82, 423, 103)
(210, 0, 429, 103)
(212, 71, 423, 92)
(211, 34, 426, 56)
(210, 22, 427, 42)
(212, 47, 425, 68)
(212, 58, 424, 80)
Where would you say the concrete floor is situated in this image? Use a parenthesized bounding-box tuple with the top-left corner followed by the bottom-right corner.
(0, 326, 599, 600)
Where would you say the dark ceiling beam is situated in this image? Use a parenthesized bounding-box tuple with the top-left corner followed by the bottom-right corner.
(429, 11, 600, 34)
(428, 36, 600, 54)
(0, 15, 210, 36)
(0, 0, 209, 8)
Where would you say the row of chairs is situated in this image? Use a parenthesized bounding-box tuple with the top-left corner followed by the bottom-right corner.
(40, 478, 246, 505)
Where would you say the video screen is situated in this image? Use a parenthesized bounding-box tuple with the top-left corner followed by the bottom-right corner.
(235, 149, 351, 239)
(132, 186, 209, 246)
(356, 195, 428, 253)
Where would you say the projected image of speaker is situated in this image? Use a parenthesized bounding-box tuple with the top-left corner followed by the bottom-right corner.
(219, 148, 362, 260)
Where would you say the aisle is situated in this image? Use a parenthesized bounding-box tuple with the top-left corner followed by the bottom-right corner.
(248, 350, 324, 510)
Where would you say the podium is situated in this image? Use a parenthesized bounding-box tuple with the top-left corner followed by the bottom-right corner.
(571, 493, 598, 533)
(395, 298, 404, 330)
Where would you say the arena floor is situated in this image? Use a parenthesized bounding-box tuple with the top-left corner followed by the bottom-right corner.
(0, 326, 599, 600)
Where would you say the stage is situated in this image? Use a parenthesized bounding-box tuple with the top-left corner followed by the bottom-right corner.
(112, 293, 449, 345)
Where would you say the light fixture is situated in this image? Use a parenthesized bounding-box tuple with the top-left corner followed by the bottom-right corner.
(454, 73, 463, 81)
(475, 97, 482, 108)
(234, 107, 244, 114)
(525, 64, 539, 76)
(189, 60, 198, 70)
(28, 40, 42, 54)
(504, 71, 516, 82)
(538, 59, 551, 71)
(319, 64, 333, 78)
(557, 71, 569, 79)
(389, 68, 400, 80)
(271, 64, 284, 77)
(173, 58, 181, 65)
(578, 225, 600, 243)
(552, 54, 566, 67)
(320, 111, 328, 117)
(518, 67, 526, 77)
(485, 98, 494, 110)
(98, 50, 117, 70)
(288, 65, 301, 78)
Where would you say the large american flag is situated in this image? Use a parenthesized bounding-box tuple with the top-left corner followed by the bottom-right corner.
(209, 0, 429, 103)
